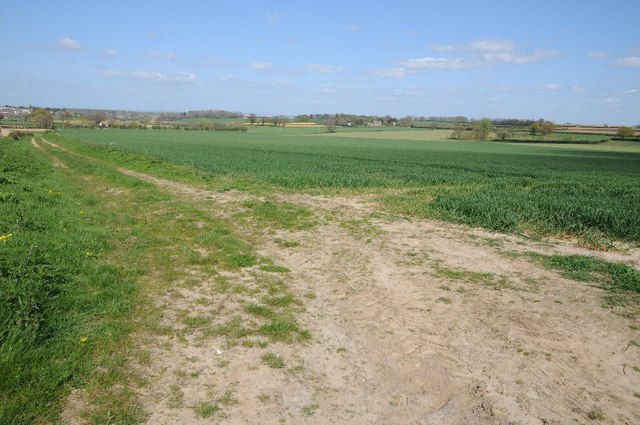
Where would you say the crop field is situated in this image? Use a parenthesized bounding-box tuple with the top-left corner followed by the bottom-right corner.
(62, 127, 640, 242)
(3, 129, 640, 424)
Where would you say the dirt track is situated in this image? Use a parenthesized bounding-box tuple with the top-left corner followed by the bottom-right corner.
(37, 138, 640, 424)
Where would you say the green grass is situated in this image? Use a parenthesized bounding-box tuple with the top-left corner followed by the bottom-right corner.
(238, 200, 316, 231)
(261, 352, 285, 369)
(0, 137, 141, 424)
(59, 128, 640, 242)
(528, 254, 640, 293)
(193, 401, 220, 418)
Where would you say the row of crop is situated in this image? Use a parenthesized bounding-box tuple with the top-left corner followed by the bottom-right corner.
(60, 129, 640, 242)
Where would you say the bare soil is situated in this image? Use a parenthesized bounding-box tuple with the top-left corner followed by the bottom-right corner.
(42, 138, 640, 424)
(127, 174, 640, 425)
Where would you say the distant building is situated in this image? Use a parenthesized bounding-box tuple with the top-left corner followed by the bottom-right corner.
(367, 120, 383, 127)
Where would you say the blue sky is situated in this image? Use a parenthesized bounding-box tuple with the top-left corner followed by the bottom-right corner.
(1, 0, 639, 124)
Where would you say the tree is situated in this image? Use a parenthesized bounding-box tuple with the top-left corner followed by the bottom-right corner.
(248, 113, 257, 125)
(31, 108, 54, 129)
(325, 119, 336, 133)
(450, 129, 465, 140)
(530, 122, 540, 135)
(472, 118, 492, 140)
(540, 120, 555, 136)
(496, 130, 511, 141)
(616, 126, 635, 139)
(88, 111, 108, 126)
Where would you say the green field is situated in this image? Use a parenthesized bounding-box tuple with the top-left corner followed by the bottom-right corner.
(60, 127, 640, 242)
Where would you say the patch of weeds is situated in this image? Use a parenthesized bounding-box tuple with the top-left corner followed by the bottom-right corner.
(261, 352, 285, 369)
(336, 347, 347, 353)
(257, 393, 272, 403)
(168, 384, 184, 408)
(302, 403, 319, 417)
(213, 276, 232, 293)
(438, 285, 451, 291)
(633, 366, 640, 373)
(629, 324, 640, 331)
(246, 304, 276, 319)
(193, 401, 221, 418)
(215, 316, 253, 339)
(340, 218, 384, 239)
(239, 200, 316, 231)
(586, 407, 605, 421)
(436, 297, 453, 304)
(516, 347, 532, 356)
(274, 238, 299, 248)
(264, 280, 288, 295)
(260, 264, 291, 273)
(634, 392, 640, 399)
(181, 315, 212, 332)
(217, 390, 239, 407)
(527, 253, 640, 293)
(259, 316, 310, 343)
(265, 293, 302, 308)
(304, 291, 317, 299)
(226, 253, 257, 268)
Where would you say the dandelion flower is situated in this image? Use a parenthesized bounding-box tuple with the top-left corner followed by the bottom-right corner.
(0, 233, 12, 243)
(79, 337, 88, 343)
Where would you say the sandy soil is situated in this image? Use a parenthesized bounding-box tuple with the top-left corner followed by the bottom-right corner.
(127, 174, 640, 425)
(41, 138, 640, 424)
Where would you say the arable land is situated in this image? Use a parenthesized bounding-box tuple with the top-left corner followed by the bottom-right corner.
(2, 127, 639, 424)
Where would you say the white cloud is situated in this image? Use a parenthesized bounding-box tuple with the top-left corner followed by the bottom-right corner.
(370, 67, 406, 79)
(103, 70, 196, 83)
(588, 50, 607, 59)
(572, 86, 587, 93)
(625, 89, 638, 94)
(342, 23, 362, 32)
(167, 52, 176, 60)
(251, 62, 272, 70)
(103, 48, 117, 57)
(399, 57, 475, 70)
(543, 84, 561, 90)
(600, 97, 619, 104)
(418, 39, 558, 68)
(616, 56, 640, 67)
(218, 73, 235, 81)
(469, 39, 516, 53)
(57, 37, 81, 51)
(148, 50, 161, 58)
(304, 64, 344, 73)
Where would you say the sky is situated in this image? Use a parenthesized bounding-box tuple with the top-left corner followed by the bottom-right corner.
(1, 0, 639, 124)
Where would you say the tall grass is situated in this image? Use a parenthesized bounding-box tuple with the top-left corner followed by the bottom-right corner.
(0, 137, 139, 424)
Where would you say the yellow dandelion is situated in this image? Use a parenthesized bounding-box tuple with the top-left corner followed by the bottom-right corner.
(79, 337, 88, 343)
(0, 233, 13, 243)
(79, 210, 85, 215)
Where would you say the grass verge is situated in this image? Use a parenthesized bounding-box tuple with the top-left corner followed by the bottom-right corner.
(0, 136, 142, 424)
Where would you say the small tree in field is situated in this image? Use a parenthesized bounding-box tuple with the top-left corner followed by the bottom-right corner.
(616, 126, 635, 139)
(248, 113, 256, 125)
(540, 120, 555, 136)
(325, 119, 336, 133)
(472, 118, 492, 140)
(530, 122, 540, 135)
